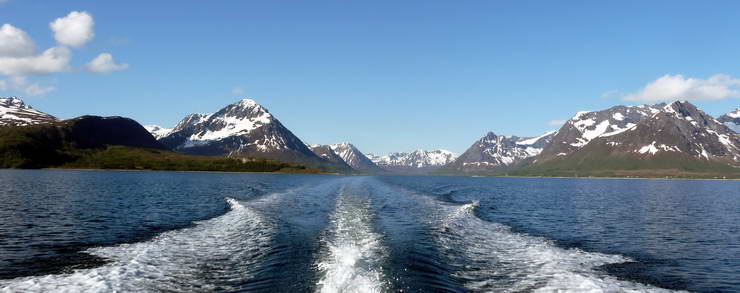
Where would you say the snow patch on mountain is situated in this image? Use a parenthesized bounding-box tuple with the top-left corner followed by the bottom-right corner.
(719, 108, 740, 133)
(516, 131, 556, 145)
(329, 142, 382, 172)
(446, 130, 557, 173)
(186, 99, 273, 144)
(143, 125, 172, 139)
(0, 97, 58, 126)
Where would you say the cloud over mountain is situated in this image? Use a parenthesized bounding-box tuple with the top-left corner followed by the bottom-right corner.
(624, 74, 740, 102)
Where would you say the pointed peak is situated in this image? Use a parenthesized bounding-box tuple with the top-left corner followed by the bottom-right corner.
(332, 142, 354, 148)
(236, 98, 258, 107)
(484, 131, 498, 137)
(0, 96, 30, 109)
(571, 111, 591, 121)
(663, 100, 699, 114)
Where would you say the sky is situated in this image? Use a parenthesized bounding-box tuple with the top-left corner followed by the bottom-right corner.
(1, 0, 740, 154)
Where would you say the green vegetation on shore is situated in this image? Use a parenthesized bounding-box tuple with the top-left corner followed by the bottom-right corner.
(508, 151, 740, 179)
(62, 146, 321, 173)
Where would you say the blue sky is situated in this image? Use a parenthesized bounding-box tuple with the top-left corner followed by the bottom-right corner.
(1, 1, 739, 154)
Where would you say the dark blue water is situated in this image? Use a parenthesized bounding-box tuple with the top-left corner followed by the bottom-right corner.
(0, 170, 738, 292)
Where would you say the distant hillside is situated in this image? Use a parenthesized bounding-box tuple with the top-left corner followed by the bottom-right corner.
(0, 115, 313, 173)
(0, 115, 164, 168)
(515, 101, 740, 178)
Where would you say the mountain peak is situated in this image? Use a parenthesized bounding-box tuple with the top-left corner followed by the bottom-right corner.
(233, 98, 263, 110)
(329, 142, 383, 173)
(0, 97, 30, 109)
(484, 131, 498, 137)
(724, 108, 740, 119)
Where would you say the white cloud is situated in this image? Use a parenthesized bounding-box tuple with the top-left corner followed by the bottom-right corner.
(623, 74, 740, 102)
(548, 120, 567, 126)
(86, 53, 128, 73)
(0, 76, 55, 96)
(232, 87, 245, 95)
(0, 46, 71, 75)
(49, 11, 94, 48)
(0, 24, 35, 57)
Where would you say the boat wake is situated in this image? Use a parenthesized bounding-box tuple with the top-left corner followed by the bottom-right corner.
(315, 187, 388, 293)
(0, 197, 276, 292)
(435, 200, 682, 292)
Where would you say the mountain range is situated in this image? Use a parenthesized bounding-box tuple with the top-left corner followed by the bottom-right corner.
(366, 149, 458, 174)
(1, 96, 738, 178)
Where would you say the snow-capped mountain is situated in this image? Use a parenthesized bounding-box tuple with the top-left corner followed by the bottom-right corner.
(367, 149, 457, 174)
(158, 99, 333, 168)
(442, 130, 556, 174)
(0, 97, 58, 126)
(143, 125, 172, 140)
(718, 108, 740, 133)
(538, 104, 663, 160)
(328, 142, 384, 173)
(527, 101, 740, 175)
(591, 101, 739, 165)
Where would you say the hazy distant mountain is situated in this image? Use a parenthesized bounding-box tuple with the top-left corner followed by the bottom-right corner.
(329, 142, 384, 173)
(718, 108, 740, 133)
(158, 99, 342, 170)
(0, 97, 58, 127)
(143, 125, 172, 139)
(523, 101, 740, 177)
(440, 131, 556, 174)
(308, 144, 353, 171)
(367, 149, 457, 174)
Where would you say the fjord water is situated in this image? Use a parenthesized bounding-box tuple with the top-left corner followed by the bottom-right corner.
(0, 170, 738, 292)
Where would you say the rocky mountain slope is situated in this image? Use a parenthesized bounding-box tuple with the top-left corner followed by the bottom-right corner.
(0, 97, 58, 127)
(440, 131, 556, 174)
(521, 101, 740, 177)
(367, 149, 457, 174)
(537, 104, 664, 160)
(308, 144, 353, 171)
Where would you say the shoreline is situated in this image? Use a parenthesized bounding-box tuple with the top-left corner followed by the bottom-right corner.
(2, 167, 737, 181)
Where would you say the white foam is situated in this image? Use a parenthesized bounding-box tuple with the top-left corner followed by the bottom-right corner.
(316, 189, 387, 293)
(434, 201, 683, 292)
(0, 197, 276, 293)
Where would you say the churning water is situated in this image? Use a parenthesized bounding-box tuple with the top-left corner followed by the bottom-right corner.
(0, 170, 738, 292)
